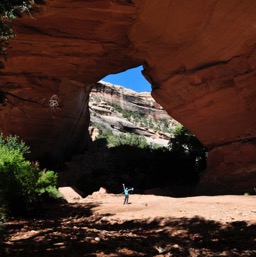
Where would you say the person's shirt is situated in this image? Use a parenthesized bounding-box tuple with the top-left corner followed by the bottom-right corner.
(124, 188, 133, 195)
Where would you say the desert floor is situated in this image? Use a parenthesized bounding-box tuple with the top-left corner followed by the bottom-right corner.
(3, 189, 256, 257)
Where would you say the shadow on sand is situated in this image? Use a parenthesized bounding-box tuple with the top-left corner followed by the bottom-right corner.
(2, 202, 256, 257)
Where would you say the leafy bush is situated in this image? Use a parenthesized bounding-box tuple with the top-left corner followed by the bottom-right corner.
(95, 123, 149, 149)
(168, 125, 207, 174)
(89, 122, 207, 194)
(99, 131, 148, 149)
(0, 133, 30, 154)
(0, 133, 60, 216)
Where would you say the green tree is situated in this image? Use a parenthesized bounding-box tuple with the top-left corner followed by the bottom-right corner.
(169, 124, 207, 173)
(0, 133, 60, 216)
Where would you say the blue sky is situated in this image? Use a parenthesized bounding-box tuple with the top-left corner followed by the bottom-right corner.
(101, 65, 151, 92)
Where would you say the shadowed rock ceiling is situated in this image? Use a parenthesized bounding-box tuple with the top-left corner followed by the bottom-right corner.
(1, 0, 256, 194)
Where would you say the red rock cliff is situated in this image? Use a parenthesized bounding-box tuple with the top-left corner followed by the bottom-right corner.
(1, 0, 256, 193)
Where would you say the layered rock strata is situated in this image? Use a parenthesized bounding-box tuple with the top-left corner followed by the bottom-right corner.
(90, 81, 177, 147)
(1, 0, 256, 193)
(91, 81, 172, 121)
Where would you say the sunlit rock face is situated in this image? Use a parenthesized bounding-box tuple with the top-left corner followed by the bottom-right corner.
(91, 81, 172, 121)
(1, 0, 256, 193)
(89, 81, 178, 147)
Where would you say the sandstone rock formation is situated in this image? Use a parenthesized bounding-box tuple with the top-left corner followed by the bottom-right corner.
(92, 81, 169, 120)
(1, 0, 256, 194)
(89, 81, 177, 147)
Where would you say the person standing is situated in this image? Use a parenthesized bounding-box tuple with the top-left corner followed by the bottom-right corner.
(122, 183, 134, 204)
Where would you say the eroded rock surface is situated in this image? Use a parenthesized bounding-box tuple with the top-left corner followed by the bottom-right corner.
(90, 81, 177, 147)
(1, 0, 256, 193)
(0, 0, 142, 166)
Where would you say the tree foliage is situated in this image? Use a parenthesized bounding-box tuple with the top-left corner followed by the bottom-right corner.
(97, 127, 149, 149)
(0, 133, 60, 216)
(0, 0, 33, 68)
(107, 133, 148, 148)
(168, 124, 207, 174)
(77, 124, 208, 197)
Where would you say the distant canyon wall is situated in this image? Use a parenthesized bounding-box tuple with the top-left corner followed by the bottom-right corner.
(92, 81, 173, 122)
(1, 0, 256, 193)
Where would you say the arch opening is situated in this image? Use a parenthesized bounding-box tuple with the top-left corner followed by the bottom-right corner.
(84, 68, 207, 198)
(101, 65, 151, 92)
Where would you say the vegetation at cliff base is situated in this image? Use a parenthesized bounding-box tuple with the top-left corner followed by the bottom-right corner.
(168, 124, 207, 175)
(0, 133, 61, 217)
(77, 123, 207, 196)
(97, 128, 148, 149)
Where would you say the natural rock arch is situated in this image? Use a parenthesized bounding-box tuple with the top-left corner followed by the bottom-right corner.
(1, 0, 256, 194)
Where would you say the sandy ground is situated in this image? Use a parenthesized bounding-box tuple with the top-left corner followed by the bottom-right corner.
(3, 188, 256, 257)
(82, 193, 256, 223)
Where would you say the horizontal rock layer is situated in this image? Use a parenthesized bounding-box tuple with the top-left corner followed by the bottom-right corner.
(90, 81, 177, 146)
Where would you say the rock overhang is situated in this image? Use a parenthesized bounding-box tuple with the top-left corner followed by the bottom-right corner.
(1, 0, 256, 193)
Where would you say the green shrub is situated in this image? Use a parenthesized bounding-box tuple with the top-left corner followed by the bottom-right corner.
(168, 125, 207, 174)
(104, 133, 148, 149)
(0, 134, 60, 216)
